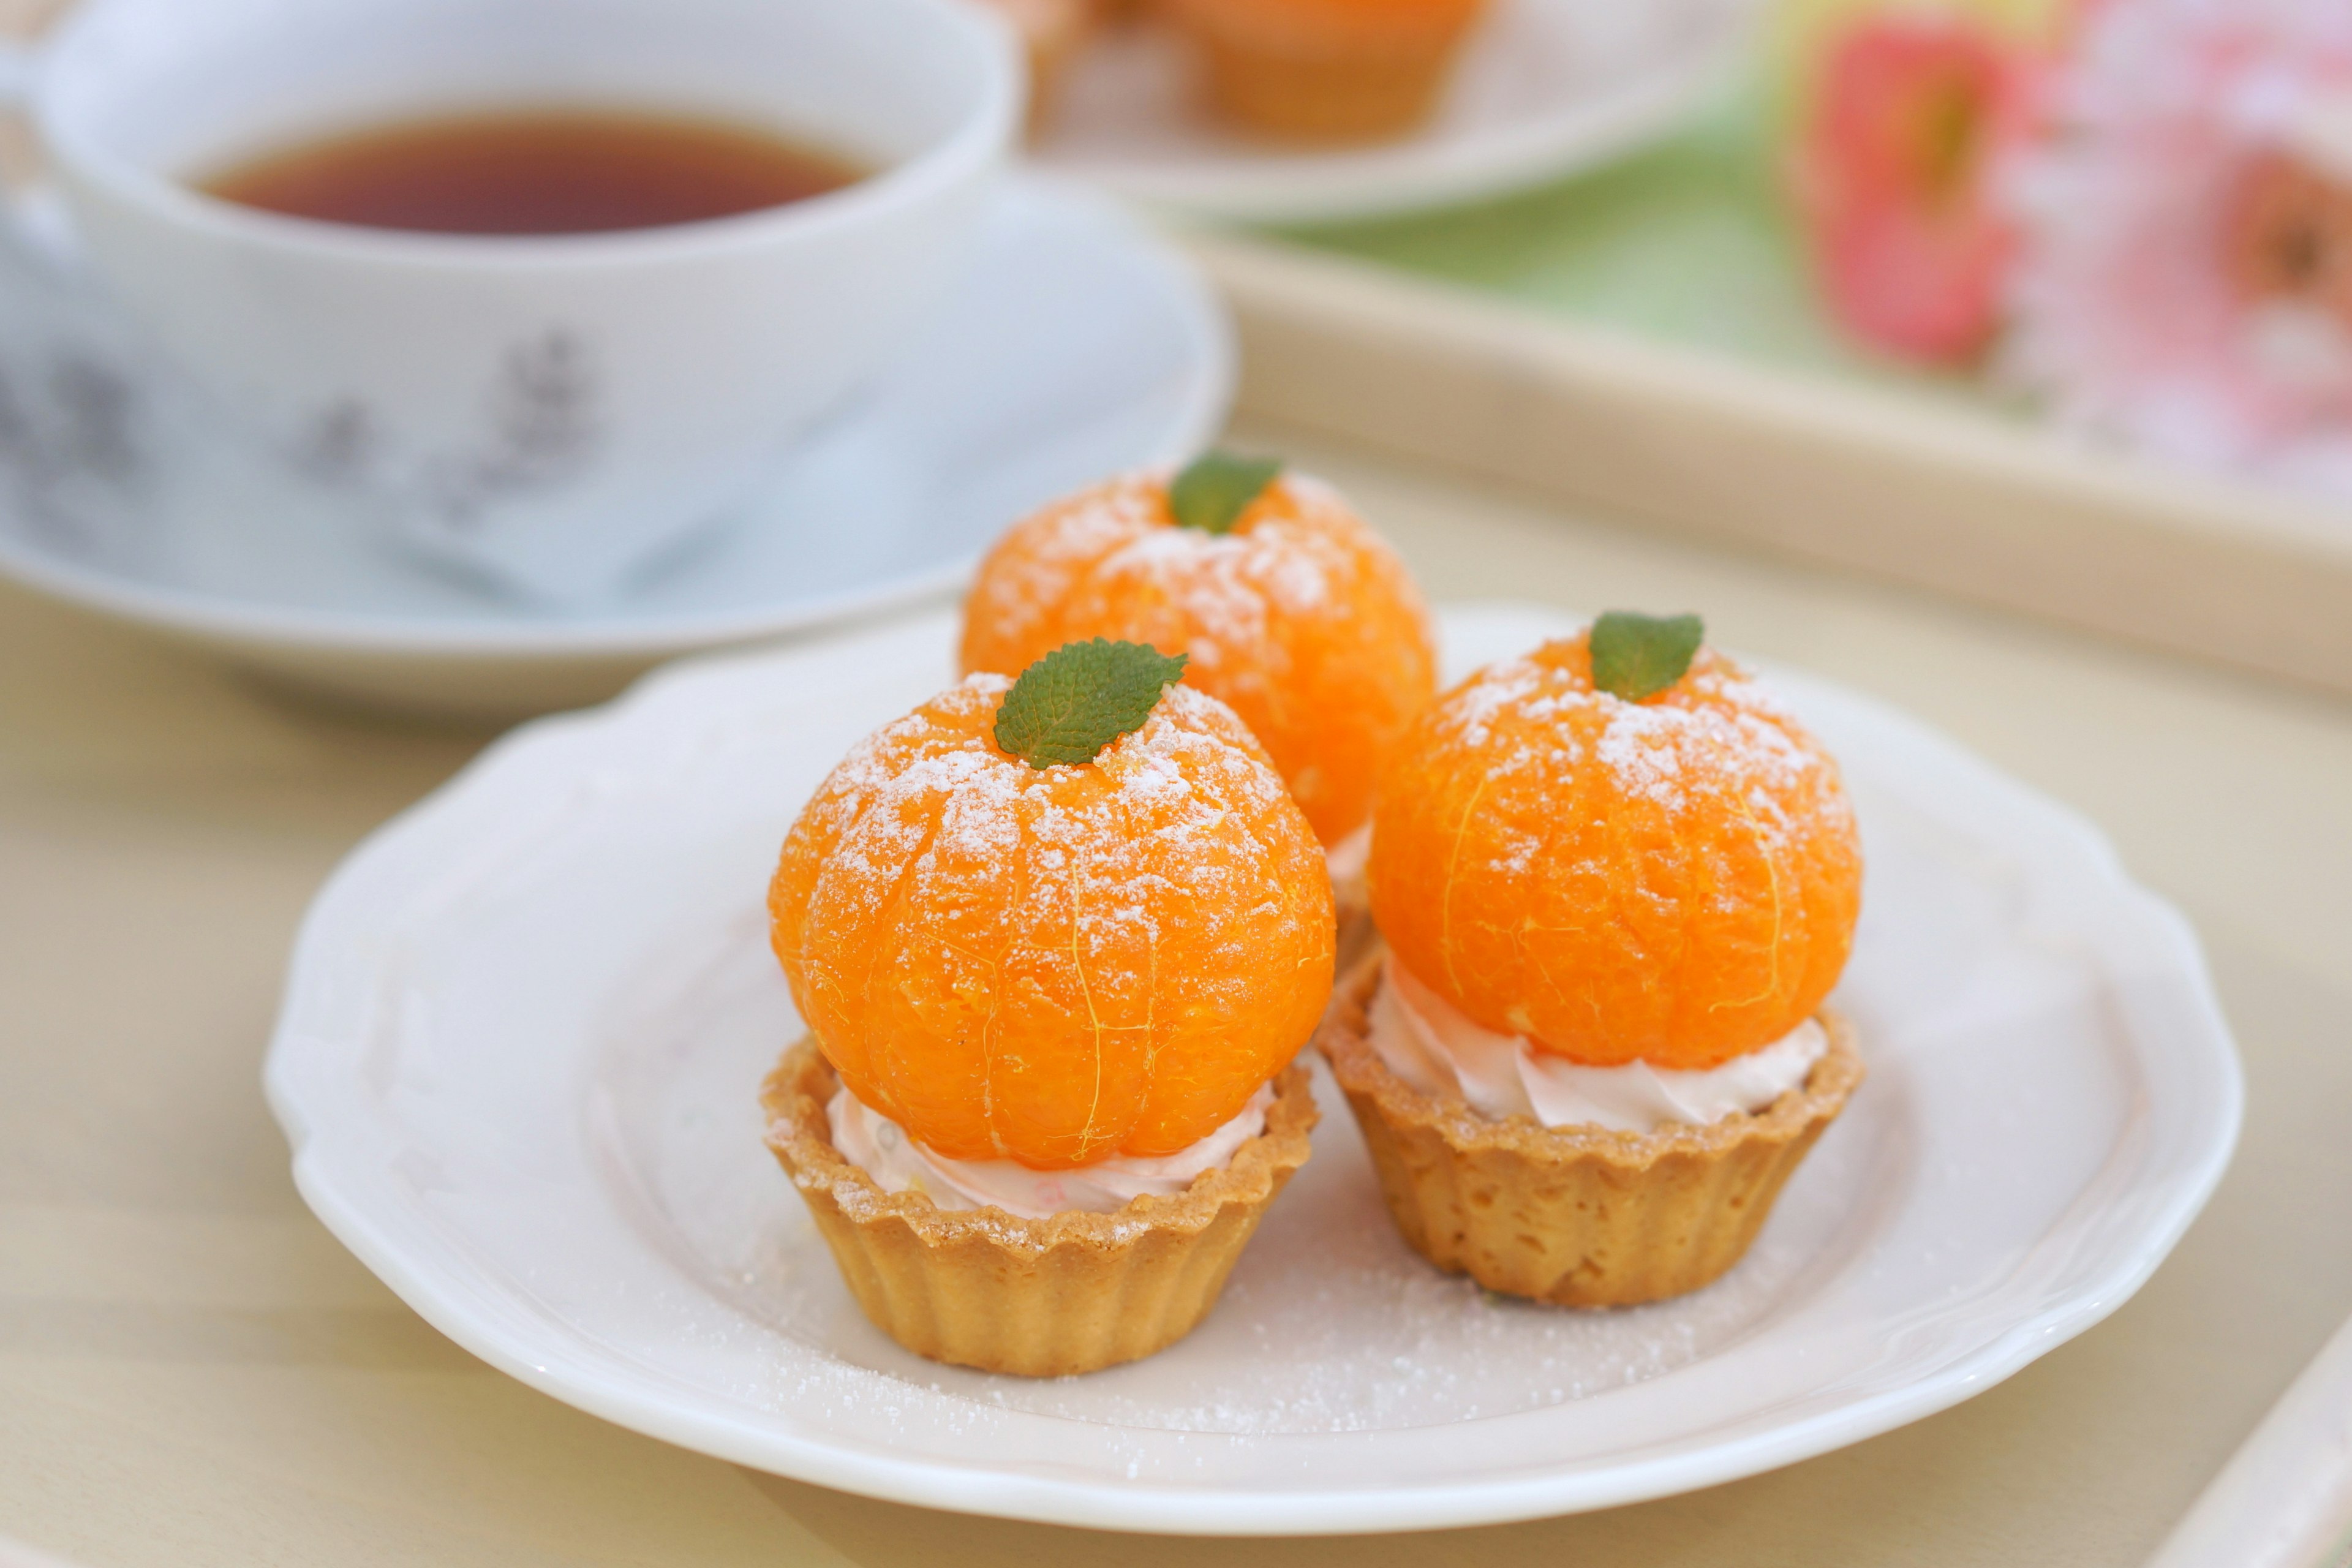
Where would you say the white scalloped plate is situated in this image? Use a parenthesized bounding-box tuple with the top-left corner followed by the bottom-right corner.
(264, 603, 2241, 1535)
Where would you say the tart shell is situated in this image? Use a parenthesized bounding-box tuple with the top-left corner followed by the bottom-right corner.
(760, 1039, 1317, 1377)
(1163, 0, 1490, 142)
(1317, 957, 1864, 1307)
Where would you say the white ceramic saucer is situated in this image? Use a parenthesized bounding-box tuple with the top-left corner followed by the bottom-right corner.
(1033, 0, 1753, 222)
(0, 180, 1230, 718)
(265, 603, 2241, 1536)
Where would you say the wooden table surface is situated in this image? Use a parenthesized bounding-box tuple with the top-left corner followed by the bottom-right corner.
(4, 418, 2349, 1567)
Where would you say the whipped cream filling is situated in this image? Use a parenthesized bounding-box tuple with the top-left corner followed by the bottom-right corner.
(1368, 956, 1826, 1134)
(827, 1082, 1275, 1219)
(1324, 823, 1371, 888)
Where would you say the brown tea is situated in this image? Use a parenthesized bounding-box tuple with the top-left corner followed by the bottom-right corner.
(200, 108, 864, 236)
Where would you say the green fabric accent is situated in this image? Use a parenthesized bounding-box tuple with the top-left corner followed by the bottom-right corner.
(1272, 85, 1996, 410)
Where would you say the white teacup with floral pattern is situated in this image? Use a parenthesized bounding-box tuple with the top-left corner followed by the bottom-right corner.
(8, 0, 1019, 602)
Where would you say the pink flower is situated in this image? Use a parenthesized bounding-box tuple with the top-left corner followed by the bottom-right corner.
(1795, 11, 2045, 364)
(2004, 0, 2352, 495)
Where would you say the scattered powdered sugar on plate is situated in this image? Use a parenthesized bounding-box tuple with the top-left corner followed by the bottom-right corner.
(590, 907, 1879, 1437)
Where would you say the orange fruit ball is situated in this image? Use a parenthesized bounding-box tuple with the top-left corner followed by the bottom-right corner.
(1367, 631, 1863, 1071)
(959, 472, 1436, 847)
(770, 674, 1336, 1170)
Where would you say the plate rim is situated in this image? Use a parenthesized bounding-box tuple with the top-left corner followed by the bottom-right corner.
(0, 177, 1233, 662)
(263, 602, 2245, 1535)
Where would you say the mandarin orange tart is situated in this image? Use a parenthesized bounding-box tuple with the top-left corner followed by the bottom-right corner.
(1159, 0, 1492, 142)
(763, 638, 1332, 1375)
(959, 454, 1436, 921)
(1321, 612, 1868, 1306)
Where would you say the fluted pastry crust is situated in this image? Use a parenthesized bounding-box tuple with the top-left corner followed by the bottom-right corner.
(1317, 957, 1863, 1306)
(761, 1039, 1316, 1376)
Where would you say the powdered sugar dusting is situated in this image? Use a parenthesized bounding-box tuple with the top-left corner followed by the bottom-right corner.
(1371, 635, 1864, 1066)
(1429, 645, 1851, 880)
(772, 673, 1334, 1168)
(966, 471, 1411, 678)
(959, 470, 1439, 845)
(962, 483, 1164, 659)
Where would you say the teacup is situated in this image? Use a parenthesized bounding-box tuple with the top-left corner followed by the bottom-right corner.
(9, 0, 1020, 601)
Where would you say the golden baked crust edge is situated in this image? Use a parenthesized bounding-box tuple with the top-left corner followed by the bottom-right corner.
(1316, 952, 1863, 1306)
(760, 1038, 1317, 1375)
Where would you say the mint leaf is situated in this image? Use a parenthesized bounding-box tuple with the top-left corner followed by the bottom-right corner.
(994, 639, 1189, 769)
(1169, 451, 1282, 536)
(1589, 611, 1704, 702)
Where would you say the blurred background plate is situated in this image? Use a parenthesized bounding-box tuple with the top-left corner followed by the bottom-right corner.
(1033, 0, 1753, 223)
(0, 178, 1231, 720)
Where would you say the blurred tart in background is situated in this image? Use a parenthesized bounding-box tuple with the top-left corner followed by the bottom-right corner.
(1158, 0, 1493, 142)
